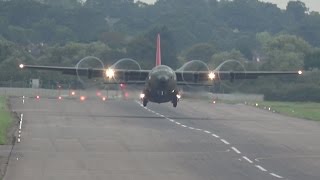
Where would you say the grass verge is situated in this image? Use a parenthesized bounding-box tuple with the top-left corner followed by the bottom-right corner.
(0, 96, 12, 144)
(255, 101, 320, 121)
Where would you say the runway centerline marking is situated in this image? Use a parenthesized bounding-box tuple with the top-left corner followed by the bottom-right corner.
(220, 139, 230, 145)
(270, 173, 283, 179)
(231, 147, 241, 154)
(134, 100, 286, 179)
(255, 165, 267, 172)
(211, 134, 220, 138)
(243, 156, 253, 164)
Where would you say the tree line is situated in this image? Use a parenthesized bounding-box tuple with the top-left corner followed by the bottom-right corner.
(0, 0, 319, 101)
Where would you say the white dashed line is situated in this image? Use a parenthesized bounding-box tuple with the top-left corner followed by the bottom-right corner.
(19, 120, 22, 130)
(255, 165, 267, 172)
(220, 139, 230, 145)
(211, 134, 220, 138)
(243, 156, 253, 164)
(136, 102, 286, 180)
(231, 147, 241, 154)
(270, 173, 283, 179)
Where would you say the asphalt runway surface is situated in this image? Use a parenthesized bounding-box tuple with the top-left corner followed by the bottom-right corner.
(4, 97, 320, 180)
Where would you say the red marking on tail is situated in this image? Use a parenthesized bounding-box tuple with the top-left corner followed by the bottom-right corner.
(156, 34, 161, 66)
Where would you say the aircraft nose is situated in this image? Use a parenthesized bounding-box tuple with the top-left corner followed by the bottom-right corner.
(158, 75, 169, 83)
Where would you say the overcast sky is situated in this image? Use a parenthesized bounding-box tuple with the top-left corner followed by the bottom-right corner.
(137, 0, 320, 12)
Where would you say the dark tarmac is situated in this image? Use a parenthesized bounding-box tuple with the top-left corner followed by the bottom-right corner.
(4, 97, 320, 180)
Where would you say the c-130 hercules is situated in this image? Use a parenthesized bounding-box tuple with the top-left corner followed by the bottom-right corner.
(19, 34, 303, 107)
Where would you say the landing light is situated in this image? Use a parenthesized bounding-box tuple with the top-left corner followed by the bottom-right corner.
(208, 72, 216, 80)
(105, 68, 115, 79)
(19, 64, 24, 69)
(80, 96, 86, 101)
(71, 91, 76, 96)
(36, 95, 40, 99)
(176, 94, 181, 99)
(298, 70, 303, 75)
(102, 97, 107, 101)
(58, 96, 62, 100)
(140, 93, 145, 99)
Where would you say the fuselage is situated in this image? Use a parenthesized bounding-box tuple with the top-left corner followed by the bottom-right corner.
(144, 65, 178, 103)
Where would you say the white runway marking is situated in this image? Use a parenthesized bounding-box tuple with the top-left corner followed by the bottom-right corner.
(255, 165, 267, 172)
(211, 134, 220, 138)
(136, 101, 285, 180)
(243, 156, 253, 164)
(168, 119, 175, 122)
(231, 147, 241, 154)
(220, 139, 230, 145)
(270, 173, 283, 179)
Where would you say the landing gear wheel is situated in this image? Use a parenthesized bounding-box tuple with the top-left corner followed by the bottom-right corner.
(172, 97, 178, 108)
(143, 98, 148, 107)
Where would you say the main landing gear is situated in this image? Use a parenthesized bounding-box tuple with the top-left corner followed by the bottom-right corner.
(143, 98, 148, 107)
(172, 96, 178, 108)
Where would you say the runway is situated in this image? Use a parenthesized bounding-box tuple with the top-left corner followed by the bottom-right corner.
(4, 97, 320, 180)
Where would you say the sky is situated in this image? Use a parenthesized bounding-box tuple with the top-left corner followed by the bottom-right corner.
(137, 0, 320, 12)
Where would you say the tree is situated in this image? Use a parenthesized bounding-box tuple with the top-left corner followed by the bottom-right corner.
(184, 43, 216, 63)
(305, 48, 320, 70)
(209, 49, 247, 69)
(286, 1, 308, 21)
(261, 34, 311, 70)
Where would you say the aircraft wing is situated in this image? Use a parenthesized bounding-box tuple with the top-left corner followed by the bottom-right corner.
(175, 70, 303, 85)
(20, 64, 303, 85)
(19, 64, 150, 83)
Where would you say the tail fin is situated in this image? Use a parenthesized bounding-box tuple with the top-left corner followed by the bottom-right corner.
(156, 34, 161, 66)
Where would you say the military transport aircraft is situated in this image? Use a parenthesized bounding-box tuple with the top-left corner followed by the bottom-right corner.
(19, 34, 303, 107)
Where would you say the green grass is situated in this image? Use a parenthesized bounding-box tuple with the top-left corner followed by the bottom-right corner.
(0, 96, 11, 144)
(256, 101, 320, 121)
